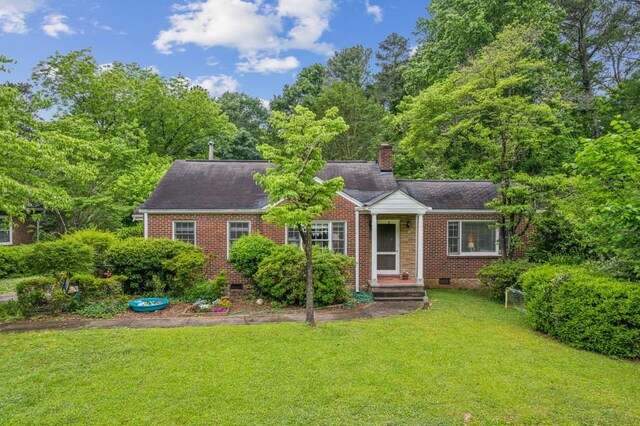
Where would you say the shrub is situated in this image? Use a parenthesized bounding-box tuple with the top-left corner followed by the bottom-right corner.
(478, 260, 532, 300)
(62, 229, 116, 270)
(0, 245, 32, 279)
(254, 245, 352, 306)
(186, 271, 228, 302)
(70, 273, 126, 301)
(228, 234, 277, 278)
(0, 301, 24, 322)
(16, 277, 58, 316)
(115, 223, 143, 239)
(75, 299, 129, 318)
(106, 238, 201, 293)
(520, 265, 640, 359)
(162, 251, 207, 295)
(26, 239, 94, 279)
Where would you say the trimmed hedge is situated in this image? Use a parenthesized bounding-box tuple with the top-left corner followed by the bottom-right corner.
(16, 277, 58, 316)
(520, 265, 640, 359)
(105, 238, 203, 294)
(254, 245, 353, 306)
(26, 239, 94, 278)
(0, 245, 32, 278)
(69, 274, 126, 302)
(62, 229, 117, 271)
(478, 260, 532, 300)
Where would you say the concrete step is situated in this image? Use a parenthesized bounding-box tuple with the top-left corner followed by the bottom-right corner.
(370, 284, 425, 291)
(372, 291, 426, 299)
(374, 296, 426, 302)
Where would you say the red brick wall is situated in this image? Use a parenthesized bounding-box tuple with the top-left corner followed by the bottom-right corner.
(4, 220, 37, 245)
(423, 213, 501, 289)
(147, 195, 360, 288)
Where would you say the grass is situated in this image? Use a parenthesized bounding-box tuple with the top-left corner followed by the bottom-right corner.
(1, 290, 638, 425)
(0, 277, 27, 294)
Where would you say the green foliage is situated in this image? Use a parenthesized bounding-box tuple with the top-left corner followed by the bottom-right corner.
(0, 300, 23, 322)
(309, 82, 388, 160)
(228, 234, 277, 278)
(327, 45, 373, 88)
(106, 237, 201, 293)
(62, 229, 116, 270)
(162, 251, 207, 295)
(75, 299, 129, 318)
(26, 239, 94, 278)
(526, 206, 588, 263)
(404, 0, 562, 92)
(374, 32, 411, 112)
(186, 271, 227, 303)
(254, 246, 352, 307)
(477, 260, 532, 300)
(70, 273, 125, 302)
(566, 119, 640, 278)
(0, 245, 32, 279)
(520, 265, 640, 358)
(115, 223, 144, 239)
(271, 64, 328, 114)
(216, 92, 270, 160)
(16, 277, 57, 316)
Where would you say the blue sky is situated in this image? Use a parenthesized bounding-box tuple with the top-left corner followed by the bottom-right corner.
(0, 0, 428, 102)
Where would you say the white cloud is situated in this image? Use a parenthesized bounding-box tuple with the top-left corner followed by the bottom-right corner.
(0, 0, 41, 34)
(191, 74, 240, 97)
(42, 14, 75, 37)
(364, 0, 382, 23)
(153, 0, 335, 73)
(237, 55, 300, 74)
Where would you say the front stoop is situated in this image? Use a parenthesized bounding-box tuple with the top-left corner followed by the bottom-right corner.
(370, 283, 427, 302)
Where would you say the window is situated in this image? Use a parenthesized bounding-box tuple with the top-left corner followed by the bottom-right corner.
(286, 222, 346, 254)
(173, 221, 195, 245)
(228, 221, 251, 256)
(447, 221, 498, 255)
(0, 217, 11, 245)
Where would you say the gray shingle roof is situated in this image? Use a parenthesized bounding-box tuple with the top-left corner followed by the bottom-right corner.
(140, 160, 497, 211)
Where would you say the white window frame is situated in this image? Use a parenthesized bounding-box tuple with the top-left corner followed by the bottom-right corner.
(227, 221, 251, 259)
(0, 216, 13, 246)
(447, 220, 500, 257)
(172, 220, 196, 245)
(285, 221, 348, 255)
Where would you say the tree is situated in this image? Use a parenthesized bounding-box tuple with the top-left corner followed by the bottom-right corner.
(32, 49, 236, 158)
(374, 33, 411, 112)
(216, 92, 270, 160)
(327, 45, 373, 89)
(309, 82, 388, 160)
(271, 64, 328, 113)
(254, 106, 348, 326)
(398, 24, 575, 258)
(404, 0, 562, 93)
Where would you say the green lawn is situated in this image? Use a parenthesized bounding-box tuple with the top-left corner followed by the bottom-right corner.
(0, 277, 25, 294)
(1, 290, 638, 425)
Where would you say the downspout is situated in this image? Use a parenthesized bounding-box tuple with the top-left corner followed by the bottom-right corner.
(355, 210, 360, 292)
(143, 212, 148, 239)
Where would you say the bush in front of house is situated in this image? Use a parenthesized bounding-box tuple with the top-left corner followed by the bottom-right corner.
(520, 265, 640, 359)
(16, 276, 58, 316)
(228, 234, 277, 278)
(62, 229, 117, 271)
(115, 223, 143, 239)
(162, 251, 207, 295)
(254, 245, 353, 307)
(26, 239, 94, 279)
(0, 245, 32, 279)
(477, 259, 532, 300)
(186, 270, 228, 302)
(106, 237, 203, 294)
(70, 273, 126, 301)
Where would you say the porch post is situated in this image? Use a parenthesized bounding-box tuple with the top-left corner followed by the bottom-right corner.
(371, 213, 377, 285)
(417, 213, 424, 285)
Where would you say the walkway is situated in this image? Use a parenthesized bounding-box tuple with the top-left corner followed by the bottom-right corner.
(0, 301, 424, 333)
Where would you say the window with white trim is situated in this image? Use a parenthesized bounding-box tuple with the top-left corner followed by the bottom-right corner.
(286, 222, 346, 254)
(228, 221, 251, 253)
(173, 221, 195, 245)
(0, 217, 12, 245)
(447, 221, 498, 255)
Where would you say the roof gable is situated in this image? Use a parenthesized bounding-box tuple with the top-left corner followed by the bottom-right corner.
(368, 190, 430, 214)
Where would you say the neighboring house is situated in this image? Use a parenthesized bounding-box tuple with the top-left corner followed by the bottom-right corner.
(139, 144, 502, 300)
(0, 215, 38, 246)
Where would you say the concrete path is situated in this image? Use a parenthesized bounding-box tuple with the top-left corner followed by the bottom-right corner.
(0, 301, 424, 333)
(0, 292, 17, 303)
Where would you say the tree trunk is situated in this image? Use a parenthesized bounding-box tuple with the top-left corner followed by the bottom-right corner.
(300, 226, 316, 327)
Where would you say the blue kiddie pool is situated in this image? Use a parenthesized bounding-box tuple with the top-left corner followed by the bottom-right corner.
(129, 298, 169, 312)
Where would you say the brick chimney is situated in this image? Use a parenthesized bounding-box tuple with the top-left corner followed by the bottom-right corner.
(377, 143, 393, 172)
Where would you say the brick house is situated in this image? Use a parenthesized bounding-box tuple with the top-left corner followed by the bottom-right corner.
(0, 215, 37, 246)
(139, 144, 503, 299)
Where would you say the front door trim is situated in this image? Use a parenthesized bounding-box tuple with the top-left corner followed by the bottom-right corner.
(376, 220, 400, 275)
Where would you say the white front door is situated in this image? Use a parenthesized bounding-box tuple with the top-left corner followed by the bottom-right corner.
(376, 221, 399, 275)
